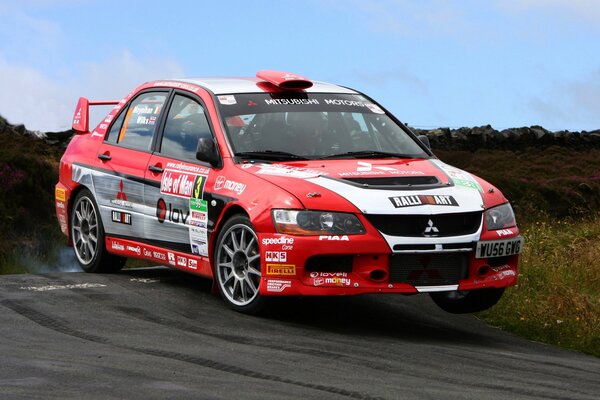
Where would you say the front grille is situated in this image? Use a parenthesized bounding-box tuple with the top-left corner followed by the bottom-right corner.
(393, 242, 475, 252)
(365, 212, 482, 237)
(389, 253, 468, 286)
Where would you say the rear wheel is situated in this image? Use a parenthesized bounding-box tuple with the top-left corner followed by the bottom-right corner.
(71, 189, 125, 273)
(214, 215, 267, 314)
(430, 288, 505, 314)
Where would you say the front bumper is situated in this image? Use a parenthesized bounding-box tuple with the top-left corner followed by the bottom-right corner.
(258, 232, 522, 296)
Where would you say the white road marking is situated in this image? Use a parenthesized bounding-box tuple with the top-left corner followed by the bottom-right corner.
(19, 283, 107, 292)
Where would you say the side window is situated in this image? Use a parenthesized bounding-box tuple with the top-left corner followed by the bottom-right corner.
(105, 109, 126, 144)
(117, 92, 167, 151)
(160, 95, 212, 161)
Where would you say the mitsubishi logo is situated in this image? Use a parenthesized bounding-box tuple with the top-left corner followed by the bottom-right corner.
(423, 219, 439, 236)
(117, 180, 127, 201)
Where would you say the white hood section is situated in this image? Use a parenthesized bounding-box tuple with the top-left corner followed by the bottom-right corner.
(305, 176, 484, 215)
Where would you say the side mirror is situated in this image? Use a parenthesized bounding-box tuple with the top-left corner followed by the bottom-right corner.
(196, 136, 221, 168)
(417, 134, 431, 149)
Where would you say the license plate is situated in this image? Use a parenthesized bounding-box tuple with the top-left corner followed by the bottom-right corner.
(476, 237, 524, 258)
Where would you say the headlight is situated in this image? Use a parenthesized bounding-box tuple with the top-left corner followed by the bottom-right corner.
(485, 203, 516, 230)
(273, 210, 366, 235)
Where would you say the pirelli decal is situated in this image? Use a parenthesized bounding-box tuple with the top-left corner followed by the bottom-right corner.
(266, 264, 296, 276)
(389, 194, 458, 208)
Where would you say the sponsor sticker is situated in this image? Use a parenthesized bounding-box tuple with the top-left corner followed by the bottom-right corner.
(496, 229, 514, 237)
(167, 252, 176, 266)
(55, 187, 66, 202)
(156, 199, 189, 225)
(432, 160, 483, 192)
(218, 95, 237, 105)
(318, 235, 349, 241)
(496, 270, 517, 279)
(193, 175, 206, 199)
(177, 256, 187, 267)
(213, 176, 246, 195)
(254, 164, 322, 179)
(265, 251, 287, 262)
(389, 195, 458, 208)
(309, 272, 348, 278)
(111, 180, 133, 208)
(490, 264, 512, 271)
(338, 161, 425, 177)
(165, 162, 210, 175)
(126, 245, 141, 256)
(161, 170, 197, 198)
(266, 264, 296, 276)
(152, 81, 200, 93)
(266, 279, 292, 293)
(264, 98, 319, 106)
(262, 237, 294, 246)
(133, 104, 155, 114)
(136, 115, 156, 125)
(309, 272, 351, 287)
(188, 259, 198, 270)
(111, 241, 125, 251)
(365, 103, 385, 114)
(111, 210, 132, 225)
(189, 198, 208, 213)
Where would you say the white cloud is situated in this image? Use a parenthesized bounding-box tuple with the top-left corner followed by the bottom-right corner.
(352, 68, 429, 93)
(528, 68, 600, 131)
(0, 4, 184, 132)
(495, 0, 600, 22)
(0, 51, 185, 132)
(343, 0, 473, 37)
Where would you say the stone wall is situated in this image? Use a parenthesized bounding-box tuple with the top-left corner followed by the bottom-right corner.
(412, 125, 600, 151)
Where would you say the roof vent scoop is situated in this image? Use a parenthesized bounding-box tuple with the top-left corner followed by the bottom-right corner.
(256, 70, 313, 90)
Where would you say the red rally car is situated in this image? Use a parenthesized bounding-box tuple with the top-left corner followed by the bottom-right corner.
(55, 70, 524, 314)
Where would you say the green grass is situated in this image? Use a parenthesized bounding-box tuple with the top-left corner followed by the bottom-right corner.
(435, 147, 600, 220)
(478, 217, 600, 357)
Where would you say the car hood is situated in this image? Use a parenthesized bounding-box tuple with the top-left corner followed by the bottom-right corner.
(237, 158, 493, 215)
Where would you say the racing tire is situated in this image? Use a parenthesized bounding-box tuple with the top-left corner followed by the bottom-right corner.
(429, 288, 505, 314)
(214, 214, 268, 314)
(70, 189, 125, 273)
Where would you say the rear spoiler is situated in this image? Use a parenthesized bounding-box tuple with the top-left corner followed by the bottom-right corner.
(72, 97, 119, 134)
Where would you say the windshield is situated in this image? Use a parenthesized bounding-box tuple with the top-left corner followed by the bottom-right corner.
(218, 93, 429, 161)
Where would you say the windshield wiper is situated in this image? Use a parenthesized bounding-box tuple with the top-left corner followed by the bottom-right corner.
(235, 150, 309, 161)
(318, 150, 418, 160)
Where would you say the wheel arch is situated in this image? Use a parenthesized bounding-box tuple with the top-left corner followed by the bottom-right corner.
(66, 183, 88, 245)
(209, 203, 250, 263)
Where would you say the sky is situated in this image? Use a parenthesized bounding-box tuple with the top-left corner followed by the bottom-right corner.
(0, 0, 599, 132)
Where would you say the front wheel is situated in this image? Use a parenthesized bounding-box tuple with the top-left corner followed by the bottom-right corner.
(214, 215, 267, 314)
(71, 189, 125, 273)
(429, 287, 505, 314)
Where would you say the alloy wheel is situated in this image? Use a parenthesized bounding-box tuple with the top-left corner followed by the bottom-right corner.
(72, 196, 99, 265)
(216, 223, 261, 306)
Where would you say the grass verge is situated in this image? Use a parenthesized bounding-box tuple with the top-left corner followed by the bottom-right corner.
(478, 216, 600, 357)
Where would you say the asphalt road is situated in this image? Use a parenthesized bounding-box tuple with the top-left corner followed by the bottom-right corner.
(0, 267, 598, 400)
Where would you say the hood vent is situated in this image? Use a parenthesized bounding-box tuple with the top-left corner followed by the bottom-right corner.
(335, 176, 447, 190)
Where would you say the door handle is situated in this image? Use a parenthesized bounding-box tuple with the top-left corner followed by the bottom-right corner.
(97, 153, 111, 161)
(148, 165, 164, 173)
